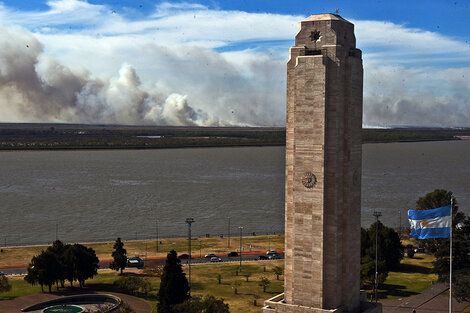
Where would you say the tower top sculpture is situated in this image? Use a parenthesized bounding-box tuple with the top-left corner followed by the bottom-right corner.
(263, 14, 379, 313)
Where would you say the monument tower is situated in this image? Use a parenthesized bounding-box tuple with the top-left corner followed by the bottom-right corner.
(263, 14, 373, 313)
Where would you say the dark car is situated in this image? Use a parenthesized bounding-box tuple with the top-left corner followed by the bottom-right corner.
(268, 254, 281, 260)
(126, 257, 144, 268)
(258, 255, 268, 260)
(178, 253, 189, 259)
(227, 251, 238, 257)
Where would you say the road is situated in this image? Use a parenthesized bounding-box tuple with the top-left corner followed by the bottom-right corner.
(0, 253, 284, 276)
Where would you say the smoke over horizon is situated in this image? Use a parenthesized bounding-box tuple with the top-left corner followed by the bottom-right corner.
(1, 22, 470, 128)
(0, 27, 234, 126)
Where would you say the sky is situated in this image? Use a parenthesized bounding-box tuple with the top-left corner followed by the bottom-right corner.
(0, 0, 469, 127)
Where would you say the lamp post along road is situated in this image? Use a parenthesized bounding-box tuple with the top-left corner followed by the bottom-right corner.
(239, 226, 243, 272)
(186, 217, 195, 296)
(373, 210, 382, 303)
(155, 219, 159, 252)
(228, 217, 231, 248)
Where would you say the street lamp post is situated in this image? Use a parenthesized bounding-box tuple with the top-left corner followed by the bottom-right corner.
(156, 219, 159, 253)
(373, 210, 382, 303)
(238, 226, 243, 272)
(228, 217, 231, 248)
(186, 218, 195, 296)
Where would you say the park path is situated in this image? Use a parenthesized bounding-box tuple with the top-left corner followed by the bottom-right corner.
(382, 283, 469, 313)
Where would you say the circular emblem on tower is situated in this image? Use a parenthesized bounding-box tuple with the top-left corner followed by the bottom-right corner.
(301, 172, 317, 189)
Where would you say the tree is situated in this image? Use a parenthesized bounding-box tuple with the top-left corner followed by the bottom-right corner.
(360, 221, 403, 286)
(415, 190, 465, 254)
(0, 275, 11, 293)
(258, 277, 270, 292)
(272, 266, 283, 280)
(454, 269, 470, 303)
(110, 237, 127, 275)
(415, 190, 470, 282)
(24, 250, 60, 293)
(46, 240, 69, 288)
(25, 242, 99, 291)
(415, 190, 470, 302)
(157, 250, 189, 313)
(64, 244, 99, 288)
(360, 255, 388, 285)
(232, 281, 242, 294)
(173, 295, 230, 313)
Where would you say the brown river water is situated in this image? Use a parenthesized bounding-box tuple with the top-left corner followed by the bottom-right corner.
(0, 140, 469, 246)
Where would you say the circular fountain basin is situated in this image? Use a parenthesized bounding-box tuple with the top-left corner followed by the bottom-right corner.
(42, 305, 85, 313)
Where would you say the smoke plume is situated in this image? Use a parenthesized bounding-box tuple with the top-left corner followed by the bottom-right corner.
(0, 27, 229, 126)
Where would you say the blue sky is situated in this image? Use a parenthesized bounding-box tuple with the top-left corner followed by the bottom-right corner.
(0, 0, 469, 127)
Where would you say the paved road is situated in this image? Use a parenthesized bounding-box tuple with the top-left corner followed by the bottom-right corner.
(0, 253, 284, 276)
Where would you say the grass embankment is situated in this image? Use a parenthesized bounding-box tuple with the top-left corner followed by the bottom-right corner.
(0, 235, 285, 268)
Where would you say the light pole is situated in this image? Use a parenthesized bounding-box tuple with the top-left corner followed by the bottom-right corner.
(228, 217, 231, 248)
(199, 240, 202, 258)
(155, 219, 159, 253)
(186, 217, 195, 296)
(268, 226, 272, 250)
(373, 210, 382, 303)
(238, 226, 243, 272)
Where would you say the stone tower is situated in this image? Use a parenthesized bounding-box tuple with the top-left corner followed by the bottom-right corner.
(263, 14, 369, 313)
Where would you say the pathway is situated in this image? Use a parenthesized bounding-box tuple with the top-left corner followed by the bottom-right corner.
(382, 283, 469, 313)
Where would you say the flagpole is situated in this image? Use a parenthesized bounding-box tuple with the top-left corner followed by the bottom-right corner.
(449, 198, 453, 313)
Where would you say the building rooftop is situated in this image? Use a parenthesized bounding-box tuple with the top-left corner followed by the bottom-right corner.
(302, 13, 352, 24)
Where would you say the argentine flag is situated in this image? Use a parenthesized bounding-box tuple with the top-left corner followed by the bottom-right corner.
(408, 205, 451, 239)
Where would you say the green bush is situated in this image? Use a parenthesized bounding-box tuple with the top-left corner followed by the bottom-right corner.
(114, 276, 152, 295)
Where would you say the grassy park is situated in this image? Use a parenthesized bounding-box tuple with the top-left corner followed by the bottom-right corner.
(0, 233, 454, 312)
(0, 254, 442, 312)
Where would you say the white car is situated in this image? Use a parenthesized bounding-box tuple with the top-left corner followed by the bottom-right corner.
(210, 257, 222, 262)
(266, 249, 277, 255)
(205, 253, 217, 258)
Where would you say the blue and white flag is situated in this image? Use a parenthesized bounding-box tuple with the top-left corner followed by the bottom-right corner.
(408, 205, 451, 239)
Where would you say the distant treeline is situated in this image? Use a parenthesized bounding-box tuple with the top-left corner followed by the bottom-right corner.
(0, 123, 469, 150)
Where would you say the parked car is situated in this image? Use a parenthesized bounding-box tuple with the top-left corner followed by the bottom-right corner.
(227, 251, 238, 257)
(178, 253, 189, 259)
(268, 254, 281, 260)
(205, 253, 217, 258)
(210, 257, 222, 262)
(266, 249, 277, 255)
(126, 257, 144, 268)
(258, 255, 268, 260)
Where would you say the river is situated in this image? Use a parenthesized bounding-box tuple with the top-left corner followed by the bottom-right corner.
(0, 140, 469, 246)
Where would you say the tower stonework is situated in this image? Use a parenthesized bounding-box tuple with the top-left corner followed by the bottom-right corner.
(263, 14, 379, 313)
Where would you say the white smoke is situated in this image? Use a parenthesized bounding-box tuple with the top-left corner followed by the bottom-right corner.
(0, 27, 225, 126)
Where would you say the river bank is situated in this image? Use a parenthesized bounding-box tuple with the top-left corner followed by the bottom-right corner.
(1, 123, 470, 150)
(0, 235, 285, 268)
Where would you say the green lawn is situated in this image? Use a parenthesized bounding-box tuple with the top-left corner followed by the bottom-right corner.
(0, 252, 450, 312)
(375, 254, 438, 301)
